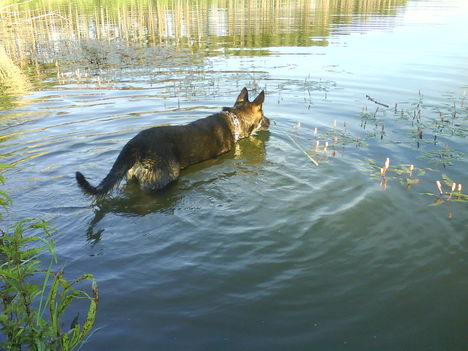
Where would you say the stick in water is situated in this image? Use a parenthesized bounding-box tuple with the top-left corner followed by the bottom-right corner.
(286, 133, 319, 166)
(366, 95, 389, 108)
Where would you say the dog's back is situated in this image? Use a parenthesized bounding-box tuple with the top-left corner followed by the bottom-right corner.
(76, 88, 269, 197)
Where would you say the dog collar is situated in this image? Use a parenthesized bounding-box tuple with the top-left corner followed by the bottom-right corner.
(224, 111, 241, 142)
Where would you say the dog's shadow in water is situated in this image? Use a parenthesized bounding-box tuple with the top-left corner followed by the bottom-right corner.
(85, 132, 270, 244)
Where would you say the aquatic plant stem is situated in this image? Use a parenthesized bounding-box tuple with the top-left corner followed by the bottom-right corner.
(285, 132, 319, 166)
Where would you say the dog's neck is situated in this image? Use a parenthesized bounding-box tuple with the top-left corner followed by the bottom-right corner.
(223, 111, 241, 142)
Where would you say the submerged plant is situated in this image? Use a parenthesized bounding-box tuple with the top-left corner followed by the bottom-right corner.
(422, 175, 468, 204)
(0, 164, 98, 351)
(420, 175, 467, 219)
(364, 158, 431, 189)
(418, 143, 464, 168)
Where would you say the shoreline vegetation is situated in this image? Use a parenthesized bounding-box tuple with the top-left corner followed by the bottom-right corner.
(1, 164, 98, 351)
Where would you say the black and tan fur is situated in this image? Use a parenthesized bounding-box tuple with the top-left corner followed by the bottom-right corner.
(76, 88, 269, 197)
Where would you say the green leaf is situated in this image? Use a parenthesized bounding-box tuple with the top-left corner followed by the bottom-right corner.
(48, 271, 62, 332)
(0, 163, 13, 170)
(69, 323, 82, 350)
(0, 268, 20, 280)
(68, 274, 94, 288)
(80, 279, 98, 339)
(35, 236, 57, 263)
(441, 174, 455, 187)
(58, 294, 79, 318)
(429, 198, 443, 206)
(22, 247, 47, 260)
(62, 330, 70, 350)
(0, 189, 11, 199)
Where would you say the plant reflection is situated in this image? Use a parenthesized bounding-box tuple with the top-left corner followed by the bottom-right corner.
(1, 0, 407, 63)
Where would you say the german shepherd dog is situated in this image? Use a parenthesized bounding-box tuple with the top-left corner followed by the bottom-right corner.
(76, 88, 269, 197)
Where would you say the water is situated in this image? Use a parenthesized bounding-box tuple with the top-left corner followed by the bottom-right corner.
(1, 0, 467, 350)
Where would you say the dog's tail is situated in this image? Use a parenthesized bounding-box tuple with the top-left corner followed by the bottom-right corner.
(76, 143, 137, 197)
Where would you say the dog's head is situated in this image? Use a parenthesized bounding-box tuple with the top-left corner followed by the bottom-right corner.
(224, 88, 270, 139)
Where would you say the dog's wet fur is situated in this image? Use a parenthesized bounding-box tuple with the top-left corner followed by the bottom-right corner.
(76, 88, 269, 197)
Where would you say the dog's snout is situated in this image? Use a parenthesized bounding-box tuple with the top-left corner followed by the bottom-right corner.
(261, 116, 270, 129)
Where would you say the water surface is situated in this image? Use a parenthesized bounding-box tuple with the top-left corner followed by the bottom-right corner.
(0, 0, 467, 350)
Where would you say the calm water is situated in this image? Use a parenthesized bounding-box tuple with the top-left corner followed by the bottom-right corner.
(1, 0, 467, 350)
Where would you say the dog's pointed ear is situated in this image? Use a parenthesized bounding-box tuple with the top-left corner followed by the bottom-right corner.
(235, 87, 249, 104)
(253, 90, 265, 106)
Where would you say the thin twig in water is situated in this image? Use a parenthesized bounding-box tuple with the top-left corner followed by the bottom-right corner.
(286, 133, 319, 166)
(366, 95, 389, 108)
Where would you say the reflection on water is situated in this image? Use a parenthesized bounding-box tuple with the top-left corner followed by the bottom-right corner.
(0, 47, 31, 107)
(85, 132, 269, 243)
(0, 0, 408, 107)
(1, 0, 407, 63)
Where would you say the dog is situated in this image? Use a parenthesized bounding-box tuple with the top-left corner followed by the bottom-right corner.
(76, 88, 269, 197)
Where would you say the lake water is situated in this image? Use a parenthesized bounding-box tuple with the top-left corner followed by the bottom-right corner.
(1, 0, 467, 350)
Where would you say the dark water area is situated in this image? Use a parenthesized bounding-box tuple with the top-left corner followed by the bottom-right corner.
(0, 0, 467, 350)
